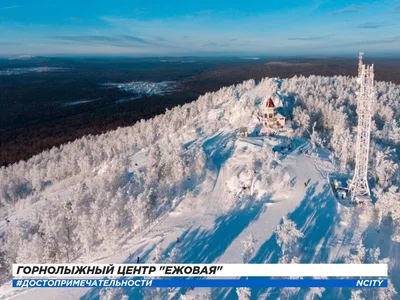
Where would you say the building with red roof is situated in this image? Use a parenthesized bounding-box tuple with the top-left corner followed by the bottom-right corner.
(262, 97, 286, 128)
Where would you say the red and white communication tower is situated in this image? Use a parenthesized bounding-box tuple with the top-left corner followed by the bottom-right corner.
(349, 52, 375, 201)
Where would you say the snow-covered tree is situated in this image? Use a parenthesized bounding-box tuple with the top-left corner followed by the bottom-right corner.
(168, 247, 181, 264)
(0, 247, 8, 284)
(293, 106, 310, 136)
(345, 241, 366, 264)
(153, 243, 164, 263)
(350, 289, 365, 300)
(0, 73, 399, 284)
(261, 144, 274, 167)
(276, 217, 304, 256)
(241, 234, 257, 264)
(76, 213, 96, 254)
(367, 247, 389, 265)
(236, 287, 251, 300)
(201, 289, 213, 299)
(332, 124, 351, 172)
(310, 122, 324, 152)
(145, 188, 157, 224)
(305, 287, 325, 300)
(99, 288, 125, 300)
(375, 279, 397, 299)
(375, 186, 400, 241)
(3, 221, 22, 267)
(16, 234, 46, 263)
(194, 150, 206, 177)
(279, 171, 292, 190)
(374, 148, 399, 189)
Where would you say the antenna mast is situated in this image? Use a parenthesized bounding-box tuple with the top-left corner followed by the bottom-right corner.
(358, 52, 364, 79)
(349, 52, 374, 201)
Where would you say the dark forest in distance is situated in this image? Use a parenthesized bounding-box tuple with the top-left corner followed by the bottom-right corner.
(1, 56, 400, 167)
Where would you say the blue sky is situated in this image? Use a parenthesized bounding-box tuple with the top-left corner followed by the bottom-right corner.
(0, 0, 400, 56)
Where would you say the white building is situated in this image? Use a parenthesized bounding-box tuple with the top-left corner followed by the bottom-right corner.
(261, 97, 286, 128)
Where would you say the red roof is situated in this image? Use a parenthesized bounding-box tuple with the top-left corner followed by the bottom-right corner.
(266, 98, 275, 108)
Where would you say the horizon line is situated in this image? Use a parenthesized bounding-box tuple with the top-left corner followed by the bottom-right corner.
(2, 53, 400, 60)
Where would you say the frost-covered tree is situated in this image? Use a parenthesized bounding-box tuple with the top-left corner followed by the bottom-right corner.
(261, 145, 275, 170)
(16, 234, 46, 264)
(99, 288, 126, 300)
(366, 247, 389, 265)
(145, 188, 157, 225)
(194, 151, 206, 177)
(241, 234, 257, 264)
(374, 148, 399, 189)
(305, 287, 325, 300)
(236, 287, 251, 300)
(278, 171, 292, 190)
(168, 247, 181, 264)
(125, 195, 147, 232)
(332, 123, 351, 172)
(375, 186, 400, 241)
(345, 241, 366, 264)
(153, 243, 164, 263)
(0, 247, 8, 284)
(310, 122, 324, 152)
(201, 289, 213, 299)
(351, 289, 365, 300)
(76, 213, 96, 254)
(0, 73, 399, 278)
(375, 279, 397, 299)
(276, 217, 304, 256)
(292, 106, 310, 136)
(236, 234, 257, 300)
(3, 221, 22, 268)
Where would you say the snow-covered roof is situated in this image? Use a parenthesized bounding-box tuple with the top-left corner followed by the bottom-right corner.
(276, 113, 286, 119)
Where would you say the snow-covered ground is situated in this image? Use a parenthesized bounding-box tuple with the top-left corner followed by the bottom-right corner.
(0, 136, 333, 299)
(0, 135, 391, 300)
(100, 81, 177, 97)
(62, 98, 102, 106)
(0, 75, 399, 299)
(0, 67, 67, 76)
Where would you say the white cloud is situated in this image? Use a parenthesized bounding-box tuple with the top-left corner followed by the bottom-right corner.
(0, 3, 399, 55)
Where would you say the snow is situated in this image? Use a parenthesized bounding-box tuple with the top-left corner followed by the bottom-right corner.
(1, 74, 399, 299)
(7, 55, 36, 60)
(0, 67, 66, 76)
(100, 81, 177, 96)
(0, 135, 345, 299)
(62, 98, 102, 106)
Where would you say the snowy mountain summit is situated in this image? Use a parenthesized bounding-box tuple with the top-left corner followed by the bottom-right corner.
(0, 75, 399, 300)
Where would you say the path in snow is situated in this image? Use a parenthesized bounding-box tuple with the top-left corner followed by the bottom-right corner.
(3, 136, 363, 300)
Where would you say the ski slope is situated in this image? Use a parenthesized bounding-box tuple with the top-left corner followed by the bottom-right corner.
(1, 132, 372, 300)
(1, 75, 399, 300)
